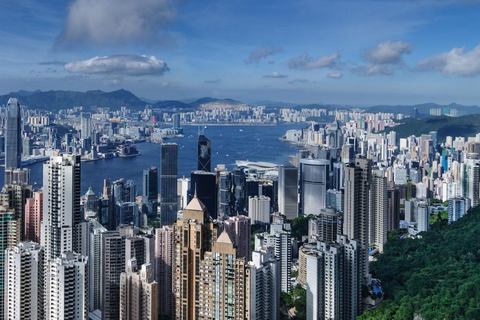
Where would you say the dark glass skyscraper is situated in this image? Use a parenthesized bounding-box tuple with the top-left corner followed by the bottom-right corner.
(161, 143, 178, 226)
(197, 134, 211, 172)
(190, 170, 217, 219)
(143, 166, 159, 220)
(5, 98, 21, 172)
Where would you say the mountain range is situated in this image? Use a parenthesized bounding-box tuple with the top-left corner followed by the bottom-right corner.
(1, 89, 480, 115)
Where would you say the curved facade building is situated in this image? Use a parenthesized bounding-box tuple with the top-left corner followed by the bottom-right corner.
(300, 159, 330, 216)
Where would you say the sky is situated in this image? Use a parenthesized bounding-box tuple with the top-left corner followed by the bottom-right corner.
(1, 0, 480, 106)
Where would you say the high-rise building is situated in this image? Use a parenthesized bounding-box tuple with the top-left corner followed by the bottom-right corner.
(369, 169, 387, 253)
(448, 197, 467, 224)
(248, 195, 271, 225)
(218, 171, 233, 219)
(177, 177, 190, 209)
(278, 165, 298, 220)
(45, 252, 88, 320)
(120, 259, 158, 320)
(315, 207, 343, 243)
(299, 159, 330, 215)
(247, 246, 280, 320)
(232, 167, 247, 214)
(197, 134, 211, 172)
(160, 143, 178, 226)
(326, 189, 344, 212)
(4, 167, 30, 185)
(41, 155, 82, 259)
(417, 201, 429, 232)
(5, 98, 22, 173)
(24, 190, 43, 243)
(223, 215, 252, 260)
(0, 204, 18, 318)
(190, 170, 217, 219)
(4, 242, 44, 320)
(102, 231, 126, 320)
(80, 112, 92, 140)
(86, 220, 107, 313)
(344, 157, 371, 283)
(387, 184, 400, 231)
(155, 226, 173, 318)
(2, 182, 32, 241)
(142, 166, 158, 220)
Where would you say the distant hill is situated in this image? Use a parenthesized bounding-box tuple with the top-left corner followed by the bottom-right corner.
(189, 97, 248, 109)
(0, 89, 147, 111)
(368, 102, 480, 116)
(250, 100, 299, 108)
(152, 100, 192, 110)
(384, 114, 480, 141)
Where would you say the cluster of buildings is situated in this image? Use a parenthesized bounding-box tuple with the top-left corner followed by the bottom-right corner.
(1, 95, 478, 320)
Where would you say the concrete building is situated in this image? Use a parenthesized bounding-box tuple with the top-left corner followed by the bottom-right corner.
(223, 214, 252, 260)
(448, 197, 467, 224)
(278, 165, 298, 219)
(417, 201, 429, 232)
(160, 143, 178, 226)
(299, 159, 330, 215)
(155, 226, 173, 318)
(24, 190, 43, 243)
(248, 195, 271, 225)
(369, 169, 388, 253)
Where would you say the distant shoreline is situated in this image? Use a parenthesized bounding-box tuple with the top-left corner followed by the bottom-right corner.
(182, 123, 279, 127)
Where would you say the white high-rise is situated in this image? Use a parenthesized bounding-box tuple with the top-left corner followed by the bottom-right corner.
(369, 169, 387, 253)
(248, 195, 271, 225)
(299, 159, 329, 215)
(41, 155, 82, 259)
(4, 242, 44, 320)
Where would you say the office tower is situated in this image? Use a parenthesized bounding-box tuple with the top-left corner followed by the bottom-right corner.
(247, 246, 280, 320)
(417, 201, 429, 232)
(233, 167, 247, 214)
(155, 226, 173, 317)
(83, 187, 98, 218)
(246, 179, 259, 200)
(87, 220, 107, 313)
(5, 98, 22, 173)
(190, 170, 217, 219)
(316, 207, 343, 243)
(102, 231, 126, 320)
(142, 166, 158, 220)
(223, 215, 251, 260)
(41, 155, 82, 259)
(113, 179, 136, 203)
(332, 162, 345, 191)
(248, 195, 271, 225)
(305, 236, 360, 320)
(120, 259, 158, 320)
(448, 197, 467, 224)
(0, 204, 18, 318)
(99, 179, 115, 230)
(326, 189, 344, 212)
(160, 143, 178, 226)
(299, 159, 330, 215)
(22, 137, 32, 156)
(45, 252, 88, 320)
(172, 113, 180, 129)
(369, 169, 387, 253)
(80, 112, 92, 140)
(4, 167, 30, 185)
(177, 177, 190, 209)
(24, 190, 43, 243)
(387, 184, 400, 231)
(197, 134, 211, 172)
(5, 242, 44, 320)
(278, 165, 298, 219)
(116, 201, 141, 226)
(2, 182, 32, 241)
(218, 171, 233, 218)
(344, 157, 371, 283)
(255, 223, 292, 293)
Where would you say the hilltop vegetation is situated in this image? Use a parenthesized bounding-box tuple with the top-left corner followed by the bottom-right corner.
(384, 114, 480, 142)
(358, 206, 480, 320)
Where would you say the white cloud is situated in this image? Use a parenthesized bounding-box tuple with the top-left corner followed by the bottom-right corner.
(365, 40, 412, 64)
(351, 64, 394, 76)
(288, 52, 340, 70)
(245, 46, 282, 64)
(58, 0, 179, 45)
(64, 55, 169, 76)
(263, 72, 288, 79)
(327, 72, 343, 79)
(417, 45, 480, 76)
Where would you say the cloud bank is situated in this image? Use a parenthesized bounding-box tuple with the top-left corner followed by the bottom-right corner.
(288, 52, 340, 70)
(64, 55, 169, 76)
(58, 0, 179, 45)
(365, 40, 412, 64)
(245, 46, 282, 64)
(417, 45, 480, 76)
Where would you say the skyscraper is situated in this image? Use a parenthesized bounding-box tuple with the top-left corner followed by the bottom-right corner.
(24, 190, 43, 243)
(155, 226, 173, 317)
(223, 215, 252, 260)
(218, 171, 233, 218)
(278, 165, 298, 220)
(80, 112, 92, 140)
(248, 195, 271, 225)
(5, 98, 22, 173)
(299, 159, 330, 215)
(197, 134, 211, 172)
(142, 166, 158, 220)
(344, 157, 371, 283)
(160, 143, 178, 226)
(190, 170, 217, 219)
(41, 155, 82, 259)
(369, 169, 387, 253)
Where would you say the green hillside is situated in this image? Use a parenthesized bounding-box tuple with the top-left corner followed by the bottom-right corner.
(358, 206, 480, 320)
(384, 114, 480, 142)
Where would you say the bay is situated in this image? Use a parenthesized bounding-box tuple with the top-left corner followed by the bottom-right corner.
(0, 124, 305, 195)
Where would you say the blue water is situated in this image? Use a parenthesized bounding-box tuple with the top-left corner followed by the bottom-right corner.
(0, 124, 305, 195)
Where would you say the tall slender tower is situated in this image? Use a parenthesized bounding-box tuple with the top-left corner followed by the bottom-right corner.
(160, 143, 178, 226)
(40, 155, 82, 259)
(299, 159, 330, 215)
(197, 134, 211, 172)
(142, 166, 158, 220)
(278, 165, 298, 220)
(343, 157, 371, 283)
(5, 98, 22, 173)
(369, 169, 387, 253)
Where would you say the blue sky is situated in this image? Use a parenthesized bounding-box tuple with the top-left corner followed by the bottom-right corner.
(1, 0, 480, 105)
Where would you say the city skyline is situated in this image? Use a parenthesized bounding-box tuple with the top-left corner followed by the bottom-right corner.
(1, 1, 480, 105)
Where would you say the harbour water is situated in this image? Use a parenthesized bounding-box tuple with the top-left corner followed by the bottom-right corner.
(0, 124, 305, 195)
